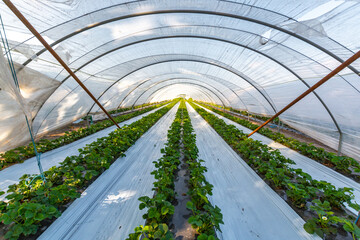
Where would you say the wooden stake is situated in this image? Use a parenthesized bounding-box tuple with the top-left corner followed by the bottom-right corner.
(247, 50, 360, 138)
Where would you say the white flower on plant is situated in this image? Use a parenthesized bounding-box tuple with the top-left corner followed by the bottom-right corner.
(322, 216, 328, 221)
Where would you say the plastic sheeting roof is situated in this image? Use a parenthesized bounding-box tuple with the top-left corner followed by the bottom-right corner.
(0, 0, 359, 160)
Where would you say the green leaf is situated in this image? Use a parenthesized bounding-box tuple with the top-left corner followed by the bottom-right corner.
(139, 203, 146, 210)
(4, 229, 14, 239)
(1, 214, 12, 225)
(303, 222, 315, 234)
(354, 225, 360, 237)
(197, 234, 208, 240)
(25, 210, 34, 219)
(314, 228, 324, 238)
(142, 225, 151, 232)
(34, 213, 45, 221)
(186, 201, 196, 211)
(154, 230, 163, 238)
(161, 206, 169, 215)
(47, 206, 58, 215)
(349, 202, 360, 211)
(343, 222, 354, 232)
(159, 223, 168, 233)
(189, 216, 203, 227)
(12, 224, 24, 237)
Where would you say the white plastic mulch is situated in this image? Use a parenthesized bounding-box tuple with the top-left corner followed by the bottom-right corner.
(39, 103, 179, 240)
(0, 105, 166, 201)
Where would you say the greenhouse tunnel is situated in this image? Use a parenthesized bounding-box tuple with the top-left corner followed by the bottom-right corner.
(0, 0, 360, 239)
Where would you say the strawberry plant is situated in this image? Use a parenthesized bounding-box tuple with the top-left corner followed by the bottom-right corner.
(189, 101, 360, 239)
(0, 101, 170, 169)
(0, 201, 60, 240)
(139, 195, 175, 223)
(0, 101, 178, 240)
(194, 101, 360, 179)
(304, 200, 341, 238)
(286, 183, 311, 208)
(129, 101, 223, 239)
(128, 101, 184, 240)
(182, 103, 223, 238)
(127, 223, 173, 240)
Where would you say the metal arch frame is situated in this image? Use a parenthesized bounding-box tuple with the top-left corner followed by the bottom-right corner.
(20, 9, 359, 76)
(148, 86, 216, 104)
(52, 24, 359, 95)
(68, 36, 345, 143)
(33, 55, 269, 133)
(24, 17, 355, 138)
(72, 33, 346, 130)
(132, 79, 229, 108)
(34, 56, 265, 134)
(124, 78, 233, 109)
(91, 67, 264, 114)
(18, 7, 356, 139)
(138, 82, 227, 108)
(185, 88, 217, 105)
(9, 0, 318, 46)
(150, 87, 214, 103)
(13, 0, 354, 57)
(184, 88, 215, 104)
(90, 74, 249, 114)
(58, 36, 277, 111)
(9, 3, 349, 150)
(34, 52, 276, 133)
(40, 23, 358, 121)
(33, 36, 344, 139)
(112, 74, 250, 113)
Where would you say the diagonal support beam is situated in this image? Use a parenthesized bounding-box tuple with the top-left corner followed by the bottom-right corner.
(3, 0, 121, 129)
(247, 50, 360, 138)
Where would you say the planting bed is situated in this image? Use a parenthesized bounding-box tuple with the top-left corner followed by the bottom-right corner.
(0, 100, 358, 240)
(0, 104, 169, 200)
(39, 102, 180, 240)
(0, 101, 178, 240)
(186, 102, 318, 240)
(189, 102, 360, 239)
(206, 104, 337, 154)
(195, 102, 360, 183)
(128, 100, 223, 239)
(0, 101, 169, 170)
(194, 103, 360, 215)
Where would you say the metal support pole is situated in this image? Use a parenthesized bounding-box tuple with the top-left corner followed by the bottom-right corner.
(277, 119, 281, 133)
(337, 131, 343, 156)
(3, 0, 121, 129)
(247, 50, 360, 138)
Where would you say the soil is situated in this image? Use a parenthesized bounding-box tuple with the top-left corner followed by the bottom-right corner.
(263, 124, 338, 155)
(169, 122, 197, 239)
(36, 121, 89, 141)
(25, 106, 154, 144)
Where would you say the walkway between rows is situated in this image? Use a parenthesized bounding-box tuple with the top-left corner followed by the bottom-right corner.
(186, 102, 319, 240)
(39, 103, 179, 240)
